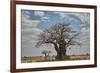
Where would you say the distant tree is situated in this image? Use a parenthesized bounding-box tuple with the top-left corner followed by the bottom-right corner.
(41, 50, 48, 60)
(86, 53, 90, 56)
(36, 23, 81, 60)
(48, 51, 51, 56)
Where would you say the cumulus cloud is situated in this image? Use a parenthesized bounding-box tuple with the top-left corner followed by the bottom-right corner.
(24, 11, 31, 15)
(71, 24, 90, 55)
(67, 29, 90, 55)
(22, 20, 40, 28)
(63, 12, 90, 55)
(21, 42, 56, 57)
(34, 11, 45, 16)
(21, 10, 45, 57)
(41, 16, 49, 20)
(22, 11, 40, 28)
(41, 16, 49, 22)
(33, 11, 50, 22)
(53, 11, 90, 25)
(52, 11, 66, 19)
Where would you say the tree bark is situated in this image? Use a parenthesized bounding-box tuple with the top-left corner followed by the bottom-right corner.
(55, 43, 66, 60)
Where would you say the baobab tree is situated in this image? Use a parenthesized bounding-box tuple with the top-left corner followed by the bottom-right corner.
(36, 23, 81, 60)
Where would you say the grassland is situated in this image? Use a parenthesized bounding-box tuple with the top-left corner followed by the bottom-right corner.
(21, 54, 90, 63)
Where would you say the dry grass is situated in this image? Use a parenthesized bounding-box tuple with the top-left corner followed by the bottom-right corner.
(21, 55, 90, 63)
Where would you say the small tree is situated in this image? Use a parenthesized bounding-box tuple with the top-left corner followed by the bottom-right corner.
(41, 50, 48, 61)
(48, 51, 51, 56)
(36, 23, 81, 60)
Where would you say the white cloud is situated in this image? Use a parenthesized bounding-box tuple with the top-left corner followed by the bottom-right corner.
(77, 25, 90, 50)
(81, 27, 89, 33)
(21, 11, 31, 19)
(22, 19, 40, 28)
(66, 22, 90, 55)
(21, 10, 44, 54)
(21, 26, 56, 57)
(34, 11, 45, 16)
(41, 16, 49, 22)
(53, 11, 90, 25)
(53, 11, 66, 19)
(24, 11, 30, 15)
(22, 11, 40, 28)
(67, 13, 90, 25)
(42, 16, 49, 20)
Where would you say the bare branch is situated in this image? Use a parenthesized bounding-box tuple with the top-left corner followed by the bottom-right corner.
(65, 32, 81, 48)
(35, 23, 81, 53)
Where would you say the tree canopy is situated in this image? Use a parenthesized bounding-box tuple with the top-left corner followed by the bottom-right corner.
(36, 23, 81, 60)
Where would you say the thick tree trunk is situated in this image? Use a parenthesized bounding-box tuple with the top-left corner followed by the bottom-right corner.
(56, 50, 66, 60)
(56, 45, 66, 60)
(53, 42, 66, 60)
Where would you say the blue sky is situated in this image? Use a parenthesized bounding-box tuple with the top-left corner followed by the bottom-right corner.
(21, 9, 90, 57)
(22, 10, 87, 31)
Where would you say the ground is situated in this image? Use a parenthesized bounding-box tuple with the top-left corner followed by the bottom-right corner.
(21, 54, 90, 63)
